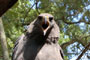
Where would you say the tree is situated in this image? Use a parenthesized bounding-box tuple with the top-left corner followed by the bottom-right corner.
(0, 0, 18, 16)
(0, 18, 9, 60)
(1, 0, 90, 60)
(0, 0, 18, 60)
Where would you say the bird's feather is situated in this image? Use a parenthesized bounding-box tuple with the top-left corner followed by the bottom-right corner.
(12, 13, 64, 60)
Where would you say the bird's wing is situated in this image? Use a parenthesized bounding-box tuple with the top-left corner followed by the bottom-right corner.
(12, 34, 25, 60)
(60, 46, 64, 59)
(12, 20, 35, 60)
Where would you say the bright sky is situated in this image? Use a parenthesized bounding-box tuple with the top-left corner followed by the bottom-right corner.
(68, 42, 89, 60)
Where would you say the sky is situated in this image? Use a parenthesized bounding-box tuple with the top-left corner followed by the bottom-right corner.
(68, 42, 89, 60)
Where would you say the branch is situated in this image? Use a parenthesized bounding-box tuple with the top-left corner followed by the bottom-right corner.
(63, 20, 80, 24)
(24, 2, 36, 20)
(62, 16, 90, 24)
(24, 0, 40, 20)
(76, 42, 90, 60)
(61, 6, 90, 24)
(80, 35, 90, 39)
(0, 0, 18, 16)
(61, 40, 75, 49)
(36, 0, 40, 14)
(76, 35, 90, 46)
(0, 56, 3, 58)
(63, 20, 90, 24)
(61, 34, 90, 49)
(0, 18, 9, 60)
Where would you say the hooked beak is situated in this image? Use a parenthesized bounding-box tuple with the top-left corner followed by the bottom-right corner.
(42, 18, 49, 35)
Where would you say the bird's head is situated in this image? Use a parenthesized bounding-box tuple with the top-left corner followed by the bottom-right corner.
(36, 13, 54, 35)
(27, 13, 60, 43)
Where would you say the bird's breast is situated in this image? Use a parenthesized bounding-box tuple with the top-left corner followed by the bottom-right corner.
(35, 44, 63, 60)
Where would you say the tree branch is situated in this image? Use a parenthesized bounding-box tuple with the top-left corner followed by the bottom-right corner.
(0, 18, 9, 60)
(80, 35, 90, 39)
(24, 0, 40, 20)
(0, 0, 18, 16)
(61, 40, 75, 49)
(62, 16, 90, 24)
(36, 0, 40, 14)
(24, 2, 36, 20)
(61, 35, 90, 49)
(76, 35, 90, 46)
(76, 42, 90, 60)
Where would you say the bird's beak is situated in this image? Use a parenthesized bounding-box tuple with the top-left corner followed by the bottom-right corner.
(42, 16, 50, 35)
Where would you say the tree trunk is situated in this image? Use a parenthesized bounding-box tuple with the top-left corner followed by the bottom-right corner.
(0, 0, 18, 16)
(0, 17, 9, 60)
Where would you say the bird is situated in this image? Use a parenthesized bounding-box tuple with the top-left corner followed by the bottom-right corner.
(12, 13, 64, 60)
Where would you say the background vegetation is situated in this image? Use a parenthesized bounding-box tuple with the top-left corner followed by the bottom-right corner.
(0, 0, 90, 60)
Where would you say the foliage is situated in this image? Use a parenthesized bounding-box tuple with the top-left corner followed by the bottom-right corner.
(0, 0, 90, 60)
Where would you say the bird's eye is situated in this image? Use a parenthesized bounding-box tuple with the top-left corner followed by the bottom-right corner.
(49, 17, 53, 22)
(38, 16, 42, 20)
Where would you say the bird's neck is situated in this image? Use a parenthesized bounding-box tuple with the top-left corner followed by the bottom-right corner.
(26, 24, 60, 44)
(45, 37, 59, 44)
(26, 31, 59, 45)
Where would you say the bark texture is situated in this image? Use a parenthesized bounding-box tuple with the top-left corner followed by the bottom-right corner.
(0, 0, 18, 16)
(0, 17, 9, 60)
